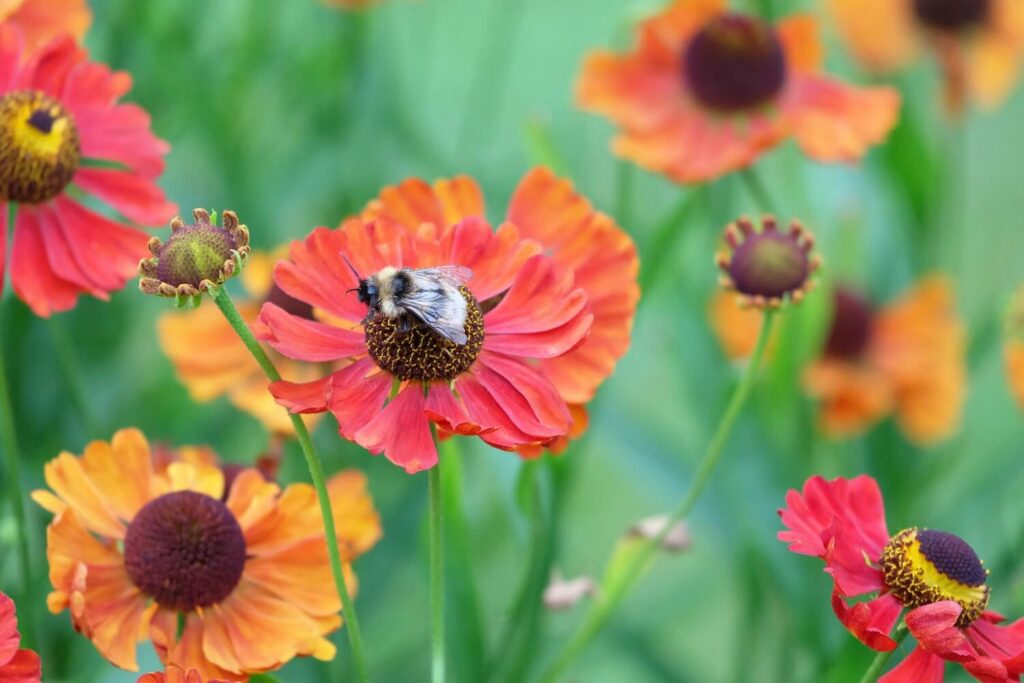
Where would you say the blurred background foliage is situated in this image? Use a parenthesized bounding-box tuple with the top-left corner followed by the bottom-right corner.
(1, 0, 1023, 681)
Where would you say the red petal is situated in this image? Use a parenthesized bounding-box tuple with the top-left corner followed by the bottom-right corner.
(354, 383, 437, 473)
(259, 302, 365, 362)
(0, 648, 41, 682)
(60, 60, 131, 114)
(35, 201, 105, 296)
(441, 220, 540, 302)
(484, 254, 592, 359)
(274, 226, 365, 323)
(777, 475, 890, 596)
(0, 592, 20, 666)
(270, 376, 331, 414)
(9, 204, 80, 316)
(424, 384, 497, 436)
(19, 34, 83, 96)
(54, 196, 150, 290)
(962, 658, 1012, 683)
(879, 646, 945, 683)
(73, 167, 176, 226)
(905, 602, 974, 661)
(969, 616, 1024, 674)
(324, 358, 392, 440)
(0, 25, 24, 94)
(832, 591, 902, 652)
(76, 103, 169, 178)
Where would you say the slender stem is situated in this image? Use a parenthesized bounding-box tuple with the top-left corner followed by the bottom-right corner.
(429, 457, 446, 683)
(537, 310, 777, 682)
(858, 625, 908, 683)
(0, 301, 34, 648)
(207, 286, 369, 683)
(46, 317, 98, 435)
(638, 190, 703, 297)
(740, 168, 775, 214)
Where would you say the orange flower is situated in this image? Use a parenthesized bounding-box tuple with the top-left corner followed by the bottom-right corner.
(802, 278, 966, 444)
(827, 0, 1024, 111)
(0, 0, 91, 53)
(576, 0, 900, 184)
(139, 665, 228, 683)
(359, 166, 639, 452)
(32, 428, 381, 681)
(1004, 285, 1024, 408)
(708, 290, 771, 360)
(158, 250, 325, 436)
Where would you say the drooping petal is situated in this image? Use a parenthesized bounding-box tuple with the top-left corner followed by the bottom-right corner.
(322, 359, 392, 440)
(424, 383, 498, 436)
(73, 167, 177, 226)
(259, 302, 365, 362)
(9, 204, 81, 317)
(269, 376, 331, 414)
(832, 591, 903, 652)
(878, 646, 946, 683)
(483, 254, 591, 358)
(0, 648, 41, 683)
(54, 196, 151, 292)
(353, 383, 437, 473)
(149, 612, 240, 682)
(905, 602, 975, 661)
(778, 475, 890, 596)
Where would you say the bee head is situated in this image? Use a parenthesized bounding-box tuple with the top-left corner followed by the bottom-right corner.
(356, 279, 378, 310)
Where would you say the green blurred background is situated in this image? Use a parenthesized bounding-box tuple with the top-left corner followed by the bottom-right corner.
(2, 0, 1024, 681)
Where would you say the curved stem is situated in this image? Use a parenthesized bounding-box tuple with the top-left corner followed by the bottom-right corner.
(429, 457, 446, 683)
(858, 625, 908, 683)
(537, 310, 777, 682)
(208, 286, 369, 683)
(0, 304, 35, 648)
(740, 168, 775, 214)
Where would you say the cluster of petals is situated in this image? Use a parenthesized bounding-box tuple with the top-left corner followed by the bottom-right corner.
(159, 249, 325, 436)
(802, 277, 966, 445)
(575, 0, 901, 184)
(32, 428, 381, 681)
(779, 475, 1024, 682)
(827, 0, 1024, 111)
(138, 666, 227, 683)
(0, 591, 40, 682)
(0, 22, 175, 316)
(262, 167, 638, 473)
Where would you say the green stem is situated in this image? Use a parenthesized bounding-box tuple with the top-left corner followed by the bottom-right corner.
(858, 625, 908, 683)
(637, 190, 703, 297)
(537, 310, 777, 682)
(0, 305, 34, 649)
(46, 317, 98, 435)
(207, 286, 369, 683)
(740, 168, 775, 214)
(428, 458, 446, 683)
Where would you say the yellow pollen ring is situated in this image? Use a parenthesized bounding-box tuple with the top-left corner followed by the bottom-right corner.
(0, 90, 80, 203)
(881, 527, 990, 627)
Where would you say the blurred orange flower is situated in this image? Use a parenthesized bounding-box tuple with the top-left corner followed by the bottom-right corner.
(0, 591, 41, 682)
(138, 665, 228, 683)
(1004, 285, 1024, 408)
(576, 0, 900, 184)
(158, 250, 326, 436)
(827, 0, 1024, 112)
(803, 278, 966, 444)
(361, 166, 639, 453)
(33, 428, 381, 681)
(708, 290, 771, 360)
(0, 0, 90, 53)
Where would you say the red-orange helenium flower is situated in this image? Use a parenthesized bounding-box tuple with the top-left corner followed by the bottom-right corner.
(827, 0, 1024, 111)
(32, 428, 381, 680)
(576, 0, 900, 184)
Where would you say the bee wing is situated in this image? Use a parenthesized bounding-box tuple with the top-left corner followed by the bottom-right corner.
(414, 266, 473, 287)
(400, 275, 470, 345)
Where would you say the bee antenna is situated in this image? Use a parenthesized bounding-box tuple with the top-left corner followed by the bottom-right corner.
(341, 253, 363, 282)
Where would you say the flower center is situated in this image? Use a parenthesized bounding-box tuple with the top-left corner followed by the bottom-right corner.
(913, 0, 990, 30)
(824, 288, 874, 359)
(881, 528, 990, 627)
(0, 90, 80, 203)
(154, 223, 240, 289)
(365, 285, 484, 382)
(683, 13, 787, 112)
(124, 490, 246, 612)
(726, 220, 811, 300)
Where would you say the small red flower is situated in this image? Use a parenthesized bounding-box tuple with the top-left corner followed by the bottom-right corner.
(0, 591, 41, 682)
(0, 23, 175, 316)
(261, 174, 596, 473)
(576, 0, 900, 184)
(779, 475, 1024, 681)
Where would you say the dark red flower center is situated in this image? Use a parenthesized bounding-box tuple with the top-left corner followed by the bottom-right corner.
(824, 288, 874, 359)
(264, 283, 315, 321)
(882, 527, 990, 627)
(913, 0, 990, 30)
(124, 490, 246, 612)
(365, 285, 484, 382)
(683, 14, 787, 112)
(154, 223, 240, 288)
(0, 90, 80, 203)
(727, 228, 809, 299)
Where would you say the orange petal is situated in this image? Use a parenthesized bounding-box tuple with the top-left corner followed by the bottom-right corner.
(824, 0, 918, 72)
(4, 0, 91, 53)
(166, 461, 225, 500)
(967, 30, 1023, 108)
(708, 290, 769, 360)
(803, 359, 894, 438)
(150, 612, 241, 681)
(433, 176, 486, 225)
(225, 469, 281, 535)
(1005, 340, 1024, 409)
(776, 15, 823, 72)
(41, 451, 126, 539)
(79, 428, 155, 523)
